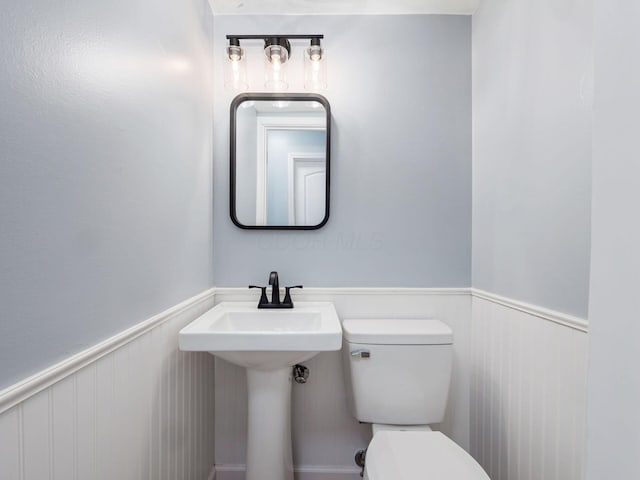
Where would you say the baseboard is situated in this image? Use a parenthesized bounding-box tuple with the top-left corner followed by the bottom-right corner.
(214, 464, 361, 480)
(0, 287, 216, 415)
(471, 288, 588, 332)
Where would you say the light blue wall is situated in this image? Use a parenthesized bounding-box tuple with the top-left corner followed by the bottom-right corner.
(266, 129, 325, 225)
(0, 0, 215, 388)
(472, 0, 592, 317)
(586, 0, 640, 477)
(213, 15, 472, 287)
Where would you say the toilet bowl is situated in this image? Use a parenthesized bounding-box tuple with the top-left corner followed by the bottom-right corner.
(342, 318, 489, 479)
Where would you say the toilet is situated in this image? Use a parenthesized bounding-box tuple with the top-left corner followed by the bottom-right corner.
(342, 319, 489, 480)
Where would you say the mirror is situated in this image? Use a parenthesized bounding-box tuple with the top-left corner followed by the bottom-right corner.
(230, 93, 331, 230)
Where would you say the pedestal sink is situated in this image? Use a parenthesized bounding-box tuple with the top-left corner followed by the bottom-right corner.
(178, 301, 342, 480)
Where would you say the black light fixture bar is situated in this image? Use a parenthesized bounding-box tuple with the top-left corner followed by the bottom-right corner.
(226, 34, 323, 41)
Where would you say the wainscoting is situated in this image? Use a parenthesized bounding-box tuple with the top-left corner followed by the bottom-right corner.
(0, 287, 590, 480)
(0, 289, 216, 480)
(470, 292, 589, 480)
(212, 288, 472, 480)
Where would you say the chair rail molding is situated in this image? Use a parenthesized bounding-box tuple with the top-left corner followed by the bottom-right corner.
(0, 288, 216, 415)
(471, 288, 588, 332)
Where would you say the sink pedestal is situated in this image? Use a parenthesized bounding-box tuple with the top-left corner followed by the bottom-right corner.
(246, 367, 294, 480)
(178, 302, 342, 480)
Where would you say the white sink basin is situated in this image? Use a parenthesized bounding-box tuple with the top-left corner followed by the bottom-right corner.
(178, 301, 342, 369)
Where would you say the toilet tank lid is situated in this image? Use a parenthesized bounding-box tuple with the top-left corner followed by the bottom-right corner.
(342, 319, 453, 345)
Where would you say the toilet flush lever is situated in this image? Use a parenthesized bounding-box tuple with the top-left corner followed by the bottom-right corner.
(350, 350, 370, 359)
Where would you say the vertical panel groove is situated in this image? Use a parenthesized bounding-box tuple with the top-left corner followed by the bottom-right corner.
(73, 376, 78, 480)
(181, 351, 186, 478)
(18, 405, 25, 480)
(48, 390, 54, 480)
(93, 364, 97, 480)
(174, 347, 178, 480)
(188, 351, 192, 479)
(198, 353, 203, 478)
(164, 332, 170, 480)
(516, 317, 523, 480)
(159, 334, 164, 480)
(148, 331, 154, 480)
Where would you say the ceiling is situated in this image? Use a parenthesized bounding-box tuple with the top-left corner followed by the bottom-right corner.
(209, 0, 480, 15)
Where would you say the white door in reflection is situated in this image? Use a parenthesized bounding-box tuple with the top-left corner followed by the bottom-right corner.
(288, 154, 326, 226)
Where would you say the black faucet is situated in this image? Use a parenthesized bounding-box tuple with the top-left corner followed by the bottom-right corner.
(269, 271, 281, 305)
(249, 271, 303, 309)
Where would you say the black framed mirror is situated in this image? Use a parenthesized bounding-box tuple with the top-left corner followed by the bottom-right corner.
(230, 93, 331, 230)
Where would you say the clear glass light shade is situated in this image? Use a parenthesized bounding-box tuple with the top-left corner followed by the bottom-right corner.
(304, 46, 327, 91)
(264, 45, 289, 91)
(224, 45, 248, 92)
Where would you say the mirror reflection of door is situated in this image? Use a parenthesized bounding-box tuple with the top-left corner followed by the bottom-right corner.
(288, 154, 326, 226)
(231, 95, 330, 229)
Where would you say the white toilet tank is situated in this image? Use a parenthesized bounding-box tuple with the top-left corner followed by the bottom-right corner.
(342, 318, 453, 425)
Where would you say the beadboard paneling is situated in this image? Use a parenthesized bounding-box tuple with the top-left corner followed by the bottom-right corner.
(470, 296, 589, 480)
(0, 407, 21, 479)
(213, 288, 471, 476)
(0, 287, 590, 480)
(0, 289, 216, 480)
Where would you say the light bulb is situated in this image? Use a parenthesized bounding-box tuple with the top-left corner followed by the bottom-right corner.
(309, 45, 322, 62)
(264, 44, 289, 90)
(304, 46, 327, 91)
(224, 44, 248, 92)
(228, 45, 242, 62)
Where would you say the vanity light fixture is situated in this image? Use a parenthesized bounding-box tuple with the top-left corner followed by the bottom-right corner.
(225, 35, 327, 92)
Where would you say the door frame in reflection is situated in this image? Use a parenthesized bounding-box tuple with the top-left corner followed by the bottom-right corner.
(255, 115, 325, 225)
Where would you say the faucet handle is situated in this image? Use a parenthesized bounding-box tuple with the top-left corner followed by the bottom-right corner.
(283, 285, 303, 306)
(248, 285, 269, 307)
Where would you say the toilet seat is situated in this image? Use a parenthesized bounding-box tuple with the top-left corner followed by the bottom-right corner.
(364, 431, 490, 480)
